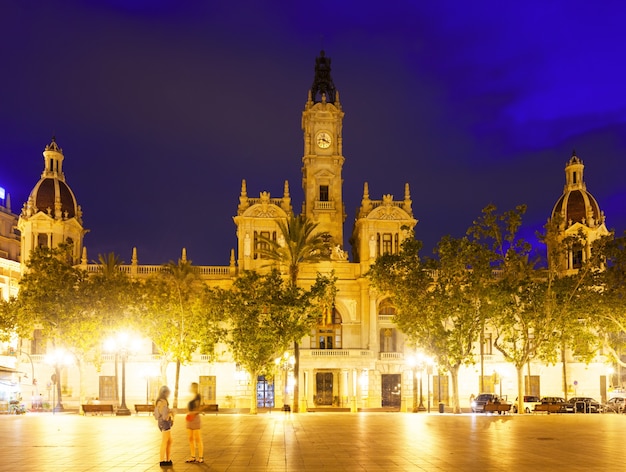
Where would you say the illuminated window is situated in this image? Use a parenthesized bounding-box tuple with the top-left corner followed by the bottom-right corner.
(315, 309, 342, 349)
(380, 328, 398, 352)
(572, 245, 583, 269)
(482, 333, 493, 356)
(382, 233, 393, 255)
(31, 329, 46, 355)
(254, 231, 276, 259)
(37, 233, 48, 248)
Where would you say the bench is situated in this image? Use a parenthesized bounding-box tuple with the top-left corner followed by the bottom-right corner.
(202, 404, 219, 415)
(134, 404, 154, 415)
(82, 404, 115, 416)
(534, 403, 563, 414)
(483, 402, 511, 414)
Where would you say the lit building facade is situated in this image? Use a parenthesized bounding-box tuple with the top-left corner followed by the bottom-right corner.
(10, 52, 616, 412)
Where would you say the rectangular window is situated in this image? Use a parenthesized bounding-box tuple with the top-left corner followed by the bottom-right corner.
(382, 233, 393, 255)
(31, 329, 46, 355)
(319, 185, 329, 202)
(482, 333, 493, 356)
(99, 376, 117, 401)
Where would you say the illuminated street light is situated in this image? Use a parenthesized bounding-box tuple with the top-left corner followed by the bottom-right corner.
(275, 352, 294, 411)
(105, 332, 140, 416)
(44, 348, 73, 413)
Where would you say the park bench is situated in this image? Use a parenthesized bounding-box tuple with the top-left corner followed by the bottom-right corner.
(483, 402, 512, 414)
(534, 403, 564, 414)
(202, 404, 219, 415)
(134, 404, 154, 415)
(82, 404, 115, 416)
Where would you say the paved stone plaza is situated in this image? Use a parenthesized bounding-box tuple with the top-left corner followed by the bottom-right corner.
(0, 411, 623, 471)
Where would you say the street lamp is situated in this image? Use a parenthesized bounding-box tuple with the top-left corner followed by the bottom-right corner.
(44, 348, 73, 413)
(275, 352, 294, 411)
(407, 355, 418, 413)
(105, 332, 140, 416)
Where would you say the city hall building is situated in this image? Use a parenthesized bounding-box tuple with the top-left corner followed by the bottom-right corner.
(0, 52, 616, 412)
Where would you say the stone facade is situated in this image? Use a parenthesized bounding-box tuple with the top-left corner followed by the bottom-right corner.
(5, 52, 616, 412)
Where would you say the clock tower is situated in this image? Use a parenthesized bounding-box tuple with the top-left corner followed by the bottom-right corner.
(301, 50, 346, 248)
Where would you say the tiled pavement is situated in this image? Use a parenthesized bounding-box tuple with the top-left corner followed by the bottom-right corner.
(1, 411, 624, 471)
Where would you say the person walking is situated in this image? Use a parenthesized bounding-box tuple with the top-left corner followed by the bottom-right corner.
(185, 382, 204, 463)
(155, 386, 174, 467)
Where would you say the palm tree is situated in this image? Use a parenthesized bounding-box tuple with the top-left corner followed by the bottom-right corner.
(259, 214, 329, 412)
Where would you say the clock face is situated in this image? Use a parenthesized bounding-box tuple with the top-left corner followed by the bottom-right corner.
(316, 131, 332, 149)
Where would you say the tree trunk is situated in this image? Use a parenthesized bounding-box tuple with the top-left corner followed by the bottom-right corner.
(78, 359, 86, 415)
(293, 341, 300, 413)
(450, 365, 461, 414)
(250, 372, 258, 414)
(516, 364, 524, 414)
(561, 344, 568, 401)
(160, 357, 169, 386)
(173, 359, 181, 409)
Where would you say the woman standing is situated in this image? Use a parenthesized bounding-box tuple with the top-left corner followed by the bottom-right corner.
(155, 386, 174, 467)
(185, 382, 204, 463)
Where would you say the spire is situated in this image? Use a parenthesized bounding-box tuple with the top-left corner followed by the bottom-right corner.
(5, 193, 10, 212)
(363, 182, 369, 199)
(131, 247, 138, 265)
(403, 183, 413, 216)
(181, 247, 187, 263)
(311, 50, 336, 104)
(81, 246, 87, 265)
(238, 179, 249, 214)
(281, 180, 292, 214)
(229, 248, 236, 266)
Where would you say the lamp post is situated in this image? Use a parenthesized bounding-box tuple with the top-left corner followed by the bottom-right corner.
(44, 348, 73, 413)
(275, 352, 294, 411)
(105, 332, 139, 416)
(407, 356, 418, 413)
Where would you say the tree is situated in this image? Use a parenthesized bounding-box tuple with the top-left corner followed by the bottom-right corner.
(135, 258, 219, 408)
(16, 245, 95, 410)
(469, 204, 565, 413)
(258, 214, 330, 413)
(221, 270, 333, 414)
(536, 220, 604, 400)
(369, 231, 493, 413)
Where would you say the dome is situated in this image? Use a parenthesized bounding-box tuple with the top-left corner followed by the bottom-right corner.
(29, 177, 78, 218)
(21, 138, 81, 221)
(551, 152, 605, 228)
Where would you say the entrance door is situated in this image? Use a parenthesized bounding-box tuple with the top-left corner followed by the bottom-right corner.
(316, 372, 333, 405)
(381, 374, 401, 407)
(199, 376, 217, 404)
(257, 376, 274, 408)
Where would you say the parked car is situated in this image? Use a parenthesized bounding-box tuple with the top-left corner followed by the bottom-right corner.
(512, 395, 541, 413)
(537, 397, 574, 413)
(603, 396, 626, 413)
(471, 393, 501, 413)
(568, 397, 601, 413)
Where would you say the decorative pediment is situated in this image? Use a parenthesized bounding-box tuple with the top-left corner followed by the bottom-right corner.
(242, 202, 288, 219)
(314, 169, 336, 179)
(366, 205, 412, 221)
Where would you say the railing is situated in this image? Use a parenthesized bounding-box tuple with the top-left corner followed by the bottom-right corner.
(379, 352, 403, 360)
(378, 315, 395, 323)
(371, 200, 405, 209)
(247, 197, 284, 206)
(302, 349, 373, 358)
(314, 201, 335, 210)
(83, 264, 232, 277)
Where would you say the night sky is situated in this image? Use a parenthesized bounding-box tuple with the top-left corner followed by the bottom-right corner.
(3, 1, 626, 265)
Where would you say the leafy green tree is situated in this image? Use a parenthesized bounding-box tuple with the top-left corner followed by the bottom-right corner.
(16, 245, 94, 410)
(469, 204, 572, 413)
(135, 258, 219, 408)
(222, 270, 333, 414)
(536, 220, 604, 399)
(369, 232, 493, 413)
(258, 214, 330, 412)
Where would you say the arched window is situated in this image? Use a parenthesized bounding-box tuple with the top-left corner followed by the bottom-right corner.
(314, 308, 342, 349)
(378, 299, 396, 317)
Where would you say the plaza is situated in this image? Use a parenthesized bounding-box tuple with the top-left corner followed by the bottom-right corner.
(1, 411, 623, 471)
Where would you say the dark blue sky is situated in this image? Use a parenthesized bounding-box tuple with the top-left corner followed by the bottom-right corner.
(2, 1, 625, 265)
